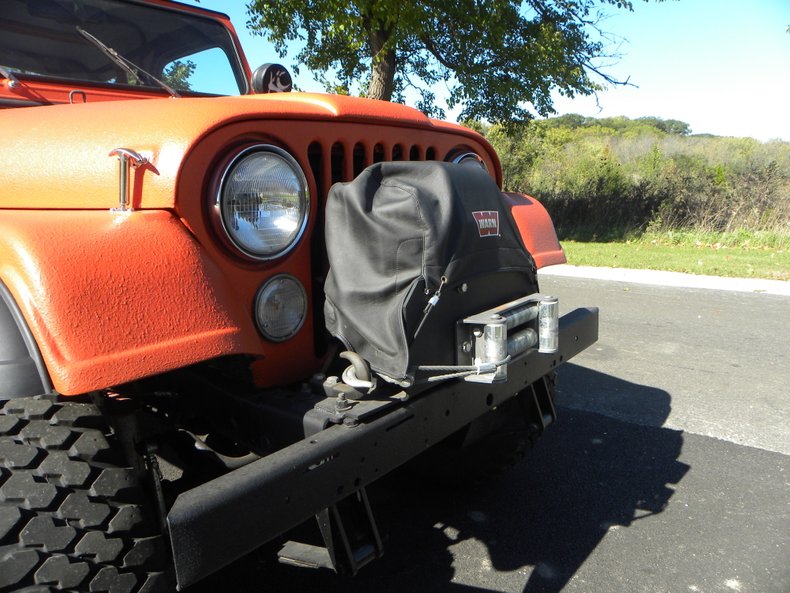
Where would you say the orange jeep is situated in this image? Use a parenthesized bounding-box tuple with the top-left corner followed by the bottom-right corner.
(0, 1, 598, 591)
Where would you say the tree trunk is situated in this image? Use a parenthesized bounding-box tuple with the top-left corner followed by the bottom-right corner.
(367, 27, 395, 101)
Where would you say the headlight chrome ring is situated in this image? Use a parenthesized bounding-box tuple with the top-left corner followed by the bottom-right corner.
(449, 150, 488, 172)
(214, 144, 309, 261)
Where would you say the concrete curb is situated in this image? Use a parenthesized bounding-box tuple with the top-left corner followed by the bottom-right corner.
(538, 264, 790, 296)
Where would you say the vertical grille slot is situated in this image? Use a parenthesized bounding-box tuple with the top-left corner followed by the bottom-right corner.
(372, 143, 385, 164)
(392, 144, 404, 161)
(330, 142, 345, 184)
(307, 141, 324, 198)
(353, 142, 367, 177)
(307, 141, 329, 356)
(342, 142, 354, 181)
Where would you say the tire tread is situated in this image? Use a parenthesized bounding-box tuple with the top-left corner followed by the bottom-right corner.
(0, 395, 168, 593)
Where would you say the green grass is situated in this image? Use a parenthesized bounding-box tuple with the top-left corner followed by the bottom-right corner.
(561, 231, 790, 281)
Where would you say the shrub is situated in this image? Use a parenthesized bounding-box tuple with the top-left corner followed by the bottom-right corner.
(483, 115, 790, 240)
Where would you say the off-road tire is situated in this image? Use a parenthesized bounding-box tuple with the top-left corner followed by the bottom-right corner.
(408, 373, 556, 485)
(0, 395, 170, 593)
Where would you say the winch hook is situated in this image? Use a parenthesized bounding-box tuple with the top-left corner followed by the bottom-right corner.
(339, 351, 375, 396)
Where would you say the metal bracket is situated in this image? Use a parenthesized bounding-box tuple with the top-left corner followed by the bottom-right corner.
(109, 147, 148, 211)
(0, 65, 20, 89)
(458, 293, 560, 383)
(278, 487, 383, 575)
(68, 90, 87, 104)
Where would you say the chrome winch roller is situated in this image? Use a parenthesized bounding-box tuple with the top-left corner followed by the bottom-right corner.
(457, 294, 560, 384)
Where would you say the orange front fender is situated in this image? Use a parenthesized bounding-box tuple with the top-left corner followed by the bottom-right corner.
(502, 192, 566, 269)
(0, 209, 263, 395)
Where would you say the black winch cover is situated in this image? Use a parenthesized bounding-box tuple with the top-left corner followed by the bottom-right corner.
(324, 161, 536, 381)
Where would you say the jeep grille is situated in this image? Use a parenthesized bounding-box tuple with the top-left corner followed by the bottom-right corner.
(306, 140, 438, 198)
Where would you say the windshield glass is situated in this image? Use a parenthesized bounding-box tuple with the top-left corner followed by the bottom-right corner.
(0, 0, 246, 95)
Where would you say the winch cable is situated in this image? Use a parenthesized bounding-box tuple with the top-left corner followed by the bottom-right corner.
(416, 355, 512, 383)
(412, 276, 447, 341)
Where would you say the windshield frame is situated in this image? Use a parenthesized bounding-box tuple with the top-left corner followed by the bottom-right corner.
(0, 0, 250, 97)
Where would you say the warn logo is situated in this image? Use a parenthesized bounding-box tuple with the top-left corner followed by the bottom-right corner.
(472, 211, 500, 237)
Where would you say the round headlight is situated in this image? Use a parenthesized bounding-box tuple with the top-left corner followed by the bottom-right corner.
(216, 145, 309, 260)
(255, 275, 307, 341)
(450, 151, 488, 172)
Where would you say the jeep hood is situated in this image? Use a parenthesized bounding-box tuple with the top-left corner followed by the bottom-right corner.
(0, 93, 489, 210)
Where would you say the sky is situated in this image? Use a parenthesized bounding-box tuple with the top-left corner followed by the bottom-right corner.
(185, 0, 790, 142)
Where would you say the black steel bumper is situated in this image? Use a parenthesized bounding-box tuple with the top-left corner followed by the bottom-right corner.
(167, 306, 598, 588)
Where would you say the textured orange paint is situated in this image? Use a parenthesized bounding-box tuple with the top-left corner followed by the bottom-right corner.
(502, 193, 567, 269)
(0, 210, 262, 395)
(0, 93, 500, 210)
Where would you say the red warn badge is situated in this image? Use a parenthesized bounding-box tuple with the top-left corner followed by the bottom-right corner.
(472, 211, 500, 237)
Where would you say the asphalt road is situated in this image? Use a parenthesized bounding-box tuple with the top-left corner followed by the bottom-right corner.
(192, 272, 790, 593)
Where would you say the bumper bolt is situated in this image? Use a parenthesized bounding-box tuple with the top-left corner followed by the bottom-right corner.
(336, 393, 352, 412)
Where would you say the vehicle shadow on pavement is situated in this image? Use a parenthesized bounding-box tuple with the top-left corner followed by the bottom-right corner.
(192, 364, 689, 593)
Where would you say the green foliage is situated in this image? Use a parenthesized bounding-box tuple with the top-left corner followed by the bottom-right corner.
(636, 116, 690, 135)
(562, 238, 790, 280)
(636, 229, 790, 251)
(246, 0, 650, 122)
(542, 113, 690, 135)
(162, 60, 196, 91)
(482, 115, 790, 240)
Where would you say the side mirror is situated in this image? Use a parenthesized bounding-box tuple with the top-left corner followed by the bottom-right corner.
(251, 63, 292, 94)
